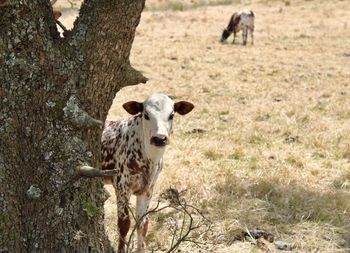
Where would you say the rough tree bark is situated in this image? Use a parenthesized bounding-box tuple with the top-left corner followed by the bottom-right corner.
(0, 0, 147, 252)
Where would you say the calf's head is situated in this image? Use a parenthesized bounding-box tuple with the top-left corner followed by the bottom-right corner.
(123, 94, 194, 154)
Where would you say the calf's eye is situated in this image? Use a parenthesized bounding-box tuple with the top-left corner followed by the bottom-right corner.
(144, 114, 150, 120)
(169, 114, 174, 120)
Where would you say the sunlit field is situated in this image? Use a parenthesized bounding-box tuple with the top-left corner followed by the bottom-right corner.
(58, 0, 350, 251)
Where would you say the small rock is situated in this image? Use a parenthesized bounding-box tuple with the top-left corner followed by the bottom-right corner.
(274, 240, 293, 251)
(285, 135, 300, 143)
(186, 128, 207, 134)
(244, 229, 274, 243)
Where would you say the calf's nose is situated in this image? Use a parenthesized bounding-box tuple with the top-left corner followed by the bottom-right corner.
(150, 135, 168, 147)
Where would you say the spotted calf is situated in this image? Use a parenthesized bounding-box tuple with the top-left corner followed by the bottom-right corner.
(220, 10, 255, 45)
(101, 94, 194, 253)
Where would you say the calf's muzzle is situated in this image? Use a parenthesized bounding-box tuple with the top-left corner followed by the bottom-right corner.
(150, 135, 168, 147)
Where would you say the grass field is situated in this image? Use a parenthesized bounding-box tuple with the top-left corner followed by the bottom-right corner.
(58, 0, 350, 251)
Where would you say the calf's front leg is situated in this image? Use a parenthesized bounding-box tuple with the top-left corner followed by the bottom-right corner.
(117, 192, 131, 253)
(136, 192, 153, 253)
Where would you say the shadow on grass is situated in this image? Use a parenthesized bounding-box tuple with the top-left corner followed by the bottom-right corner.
(211, 172, 350, 247)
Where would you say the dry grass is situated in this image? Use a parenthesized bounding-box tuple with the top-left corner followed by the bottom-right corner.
(145, 0, 235, 11)
(59, 0, 350, 251)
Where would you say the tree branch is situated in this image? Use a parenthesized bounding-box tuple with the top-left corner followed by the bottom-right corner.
(63, 95, 103, 129)
(77, 165, 117, 178)
(122, 63, 148, 86)
(123, 188, 213, 253)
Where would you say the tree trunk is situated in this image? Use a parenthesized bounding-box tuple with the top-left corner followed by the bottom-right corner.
(0, 0, 146, 252)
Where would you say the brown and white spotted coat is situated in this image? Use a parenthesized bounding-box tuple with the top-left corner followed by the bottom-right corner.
(101, 94, 194, 253)
(220, 10, 255, 45)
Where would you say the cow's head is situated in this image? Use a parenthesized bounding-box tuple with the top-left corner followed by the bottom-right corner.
(123, 94, 194, 157)
(220, 28, 231, 43)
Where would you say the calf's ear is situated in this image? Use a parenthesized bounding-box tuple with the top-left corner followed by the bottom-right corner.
(123, 101, 143, 115)
(174, 101, 194, 115)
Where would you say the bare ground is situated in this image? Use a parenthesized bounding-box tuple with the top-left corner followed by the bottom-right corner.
(58, 0, 350, 252)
